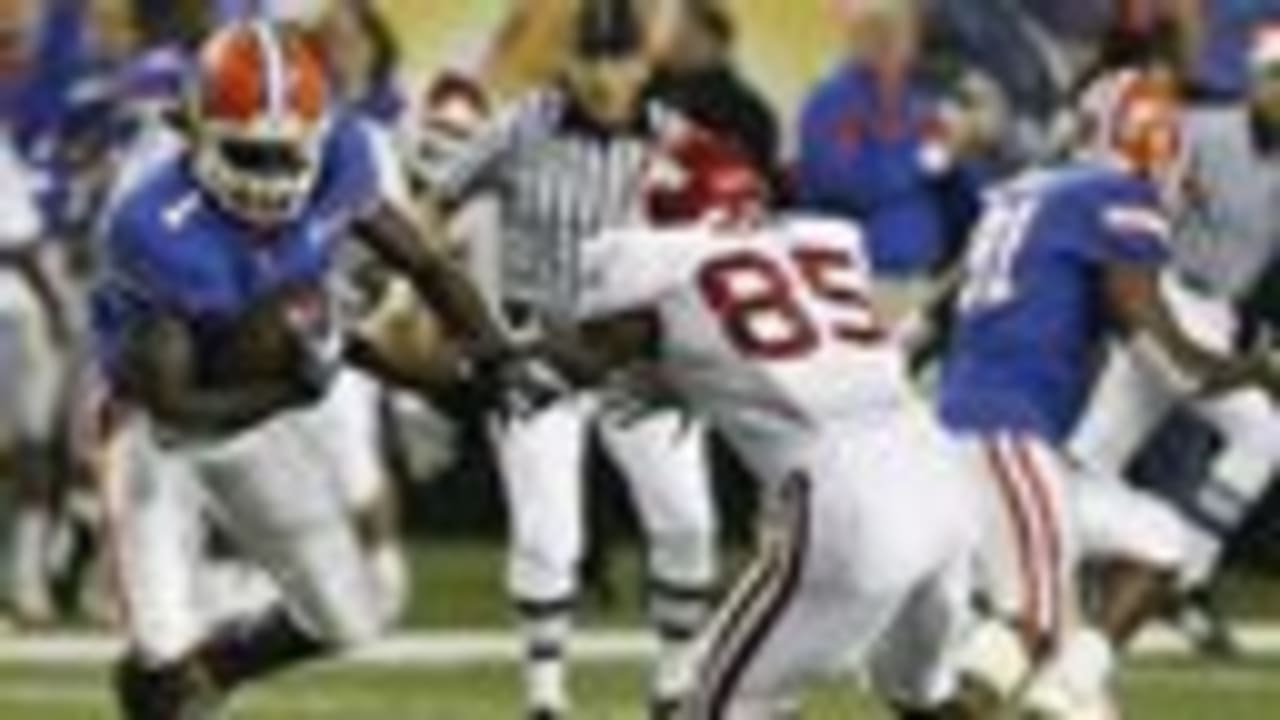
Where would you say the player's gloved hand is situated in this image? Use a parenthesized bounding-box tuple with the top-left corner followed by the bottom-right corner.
(1199, 347, 1280, 403)
(469, 346, 572, 422)
(599, 365, 693, 430)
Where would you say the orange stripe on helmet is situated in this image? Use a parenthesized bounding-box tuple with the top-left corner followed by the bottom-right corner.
(281, 29, 328, 123)
(198, 24, 268, 123)
(196, 21, 328, 125)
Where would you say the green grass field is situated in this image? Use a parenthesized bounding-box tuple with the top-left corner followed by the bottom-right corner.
(2, 541, 1278, 718)
(0, 660, 1278, 719)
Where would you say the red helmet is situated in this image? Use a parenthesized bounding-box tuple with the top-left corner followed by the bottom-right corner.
(190, 21, 331, 226)
(644, 129, 768, 226)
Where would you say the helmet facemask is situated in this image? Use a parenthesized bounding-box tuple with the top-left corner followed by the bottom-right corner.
(193, 113, 328, 227)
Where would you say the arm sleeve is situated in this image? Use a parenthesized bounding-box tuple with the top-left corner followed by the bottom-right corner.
(575, 229, 687, 321)
(420, 90, 554, 204)
(1087, 182, 1173, 267)
(100, 206, 169, 307)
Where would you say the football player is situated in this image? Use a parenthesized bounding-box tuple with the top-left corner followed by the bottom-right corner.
(91, 20, 519, 720)
(541, 130, 983, 720)
(936, 68, 1280, 718)
(0, 114, 68, 625)
(1069, 33, 1280, 657)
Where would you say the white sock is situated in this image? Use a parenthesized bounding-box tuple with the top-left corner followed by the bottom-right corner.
(521, 606, 572, 711)
(528, 656, 568, 713)
(11, 507, 51, 617)
(370, 543, 409, 625)
(1058, 627, 1116, 699)
(1024, 628, 1116, 718)
(653, 631, 695, 703)
(650, 588, 711, 701)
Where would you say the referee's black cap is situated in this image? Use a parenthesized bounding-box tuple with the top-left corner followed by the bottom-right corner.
(573, 0, 645, 60)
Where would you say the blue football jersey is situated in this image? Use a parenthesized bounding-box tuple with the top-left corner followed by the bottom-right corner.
(91, 114, 383, 388)
(939, 164, 1172, 442)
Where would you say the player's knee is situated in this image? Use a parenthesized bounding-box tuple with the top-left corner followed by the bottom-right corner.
(646, 515, 718, 586)
(1117, 498, 1188, 570)
(508, 540, 582, 600)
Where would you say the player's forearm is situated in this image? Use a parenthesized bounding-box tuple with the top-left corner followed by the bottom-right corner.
(1118, 280, 1266, 393)
(534, 314, 657, 389)
(1138, 311, 1269, 395)
(528, 330, 611, 389)
(146, 382, 311, 435)
(342, 329, 467, 401)
(357, 203, 507, 352)
(118, 316, 318, 435)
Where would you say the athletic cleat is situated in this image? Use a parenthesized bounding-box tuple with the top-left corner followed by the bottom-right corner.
(957, 618, 1033, 709)
(1021, 630, 1118, 720)
(1172, 587, 1242, 660)
(527, 708, 566, 720)
(113, 655, 226, 720)
(1020, 671, 1074, 720)
(650, 696, 683, 720)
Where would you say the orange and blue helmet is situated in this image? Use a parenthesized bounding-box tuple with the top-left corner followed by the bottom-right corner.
(190, 20, 331, 226)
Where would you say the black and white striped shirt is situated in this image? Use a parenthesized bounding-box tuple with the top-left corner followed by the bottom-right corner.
(423, 86, 684, 317)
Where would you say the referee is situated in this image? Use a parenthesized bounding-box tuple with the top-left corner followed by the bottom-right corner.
(420, 1, 717, 717)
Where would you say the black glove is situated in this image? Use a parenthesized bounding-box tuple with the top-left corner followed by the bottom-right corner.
(471, 348, 572, 422)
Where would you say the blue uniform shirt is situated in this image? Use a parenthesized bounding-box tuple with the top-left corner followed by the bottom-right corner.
(4, 0, 133, 235)
(796, 62, 976, 275)
(1191, 0, 1280, 99)
(92, 115, 382, 388)
(939, 164, 1171, 442)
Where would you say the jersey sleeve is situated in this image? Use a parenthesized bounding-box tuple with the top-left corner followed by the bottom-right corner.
(575, 228, 689, 321)
(91, 201, 169, 380)
(420, 90, 555, 205)
(97, 198, 176, 310)
(1081, 179, 1172, 266)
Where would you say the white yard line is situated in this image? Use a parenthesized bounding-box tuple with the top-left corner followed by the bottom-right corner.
(2, 625, 1280, 666)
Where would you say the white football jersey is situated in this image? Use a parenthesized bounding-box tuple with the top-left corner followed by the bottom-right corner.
(576, 214, 916, 470)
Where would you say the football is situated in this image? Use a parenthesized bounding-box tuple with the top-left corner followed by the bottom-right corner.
(213, 295, 313, 384)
